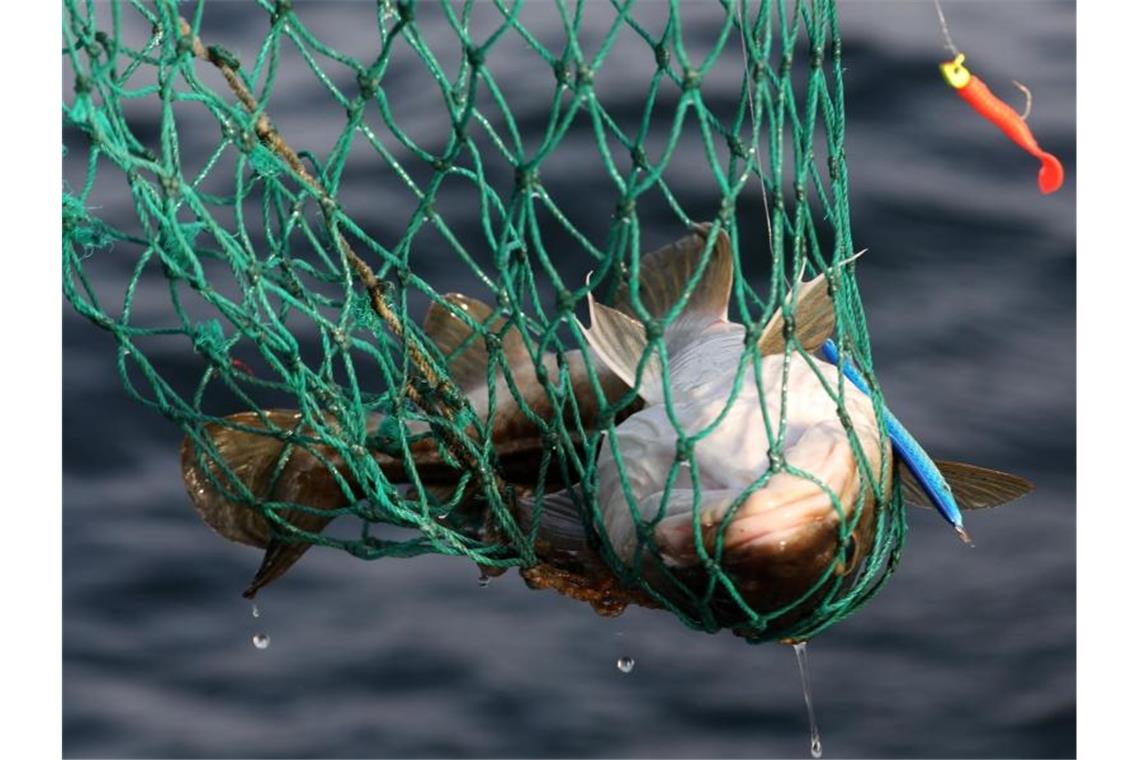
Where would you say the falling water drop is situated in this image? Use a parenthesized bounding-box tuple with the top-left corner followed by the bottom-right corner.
(251, 603, 260, 619)
(252, 633, 271, 650)
(477, 572, 491, 588)
(792, 641, 822, 758)
(616, 656, 635, 674)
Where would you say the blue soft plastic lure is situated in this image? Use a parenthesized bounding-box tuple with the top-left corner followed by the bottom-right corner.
(820, 339, 972, 544)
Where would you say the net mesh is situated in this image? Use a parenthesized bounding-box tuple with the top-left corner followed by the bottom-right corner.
(63, 0, 906, 642)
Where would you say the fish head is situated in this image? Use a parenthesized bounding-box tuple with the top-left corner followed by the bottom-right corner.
(649, 427, 887, 628)
(577, 223, 887, 628)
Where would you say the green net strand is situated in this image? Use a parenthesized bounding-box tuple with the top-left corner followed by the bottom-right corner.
(63, 0, 907, 643)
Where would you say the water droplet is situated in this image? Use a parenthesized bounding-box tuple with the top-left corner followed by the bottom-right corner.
(792, 641, 822, 758)
(616, 656, 635, 673)
(477, 572, 490, 588)
(251, 603, 260, 619)
(252, 633, 270, 650)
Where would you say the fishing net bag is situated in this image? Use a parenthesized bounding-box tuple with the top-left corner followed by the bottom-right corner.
(63, 0, 904, 643)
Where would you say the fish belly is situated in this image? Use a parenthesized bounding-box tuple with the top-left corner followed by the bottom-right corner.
(596, 352, 885, 569)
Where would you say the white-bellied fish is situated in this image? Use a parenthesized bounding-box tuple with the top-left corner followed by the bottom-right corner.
(181, 224, 1031, 625)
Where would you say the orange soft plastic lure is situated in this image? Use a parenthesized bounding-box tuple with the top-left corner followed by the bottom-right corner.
(940, 53, 1063, 194)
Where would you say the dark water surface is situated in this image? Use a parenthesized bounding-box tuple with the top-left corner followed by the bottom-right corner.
(63, 2, 1075, 757)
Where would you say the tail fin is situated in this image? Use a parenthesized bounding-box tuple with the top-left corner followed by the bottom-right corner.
(1036, 151, 1064, 194)
(180, 410, 354, 597)
(899, 459, 1034, 511)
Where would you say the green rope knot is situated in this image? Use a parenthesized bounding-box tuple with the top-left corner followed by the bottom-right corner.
(62, 0, 906, 642)
(781, 312, 797, 341)
(192, 320, 230, 367)
(356, 70, 378, 100)
(630, 146, 648, 169)
(515, 165, 540, 191)
(248, 143, 282, 178)
(160, 174, 181, 197)
(574, 64, 595, 89)
(750, 59, 766, 82)
(616, 196, 636, 220)
(175, 34, 195, 57)
(555, 288, 575, 316)
(727, 135, 747, 159)
(63, 193, 114, 257)
(207, 45, 241, 70)
(552, 60, 569, 87)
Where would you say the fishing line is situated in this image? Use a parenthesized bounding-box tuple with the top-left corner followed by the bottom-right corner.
(736, 0, 776, 267)
(932, 0, 960, 57)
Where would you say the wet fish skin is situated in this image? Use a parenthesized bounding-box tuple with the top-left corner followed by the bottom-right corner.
(181, 224, 1031, 612)
(181, 295, 631, 598)
(568, 226, 886, 626)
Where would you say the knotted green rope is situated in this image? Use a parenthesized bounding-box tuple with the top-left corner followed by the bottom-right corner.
(63, 0, 906, 642)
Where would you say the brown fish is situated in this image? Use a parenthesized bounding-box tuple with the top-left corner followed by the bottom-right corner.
(181, 224, 1030, 628)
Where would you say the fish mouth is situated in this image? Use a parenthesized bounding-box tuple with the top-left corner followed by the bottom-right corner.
(655, 486, 857, 566)
(650, 468, 880, 618)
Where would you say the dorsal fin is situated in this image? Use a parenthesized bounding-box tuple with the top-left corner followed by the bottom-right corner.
(900, 459, 1034, 511)
(577, 294, 663, 405)
(757, 272, 836, 355)
(422, 293, 529, 392)
(611, 223, 734, 330)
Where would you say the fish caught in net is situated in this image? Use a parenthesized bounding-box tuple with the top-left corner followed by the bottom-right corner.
(62, 0, 1030, 643)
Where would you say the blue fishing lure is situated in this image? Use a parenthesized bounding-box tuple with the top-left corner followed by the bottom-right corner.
(819, 339, 972, 544)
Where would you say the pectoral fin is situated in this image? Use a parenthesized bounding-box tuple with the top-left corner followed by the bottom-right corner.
(577, 295, 663, 405)
(900, 459, 1034, 511)
(578, 224, 738, 405)
(757, 272, 836, 356)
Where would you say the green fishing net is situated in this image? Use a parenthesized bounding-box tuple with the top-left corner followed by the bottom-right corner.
(62, 0, 906, 642)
